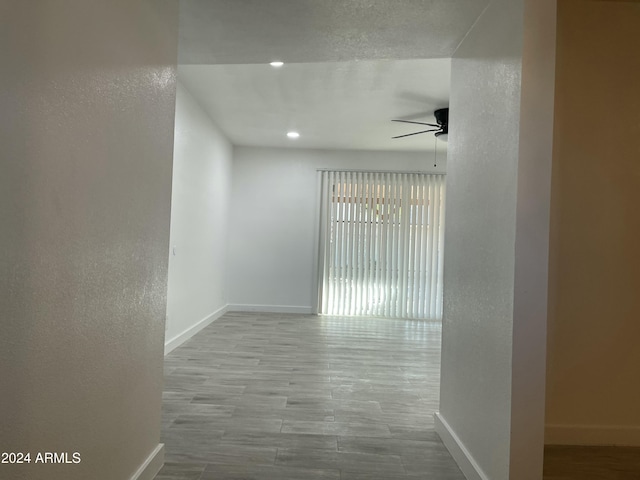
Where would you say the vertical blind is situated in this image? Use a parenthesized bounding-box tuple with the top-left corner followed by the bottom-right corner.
(317, 171, 446, 320)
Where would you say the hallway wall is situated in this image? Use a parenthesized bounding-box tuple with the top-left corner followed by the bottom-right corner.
(227, 146, 445, 313)
(438, 2, 523, 478)
(437, 0, 556, 478)
(545, 0, 640, 446)
(0, 2, 178, 480)
(165, 82, 233, 353)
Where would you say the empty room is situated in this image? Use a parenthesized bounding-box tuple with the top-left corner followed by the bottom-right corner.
(160, 1, 546, 480)
(6, 1, 638, 480)
(161, 2, 457, 478)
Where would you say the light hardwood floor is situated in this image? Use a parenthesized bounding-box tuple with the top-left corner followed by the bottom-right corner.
(155, 312, 464, 480)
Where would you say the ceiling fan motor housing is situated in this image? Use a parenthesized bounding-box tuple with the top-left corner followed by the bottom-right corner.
(434, 108, 449, 135)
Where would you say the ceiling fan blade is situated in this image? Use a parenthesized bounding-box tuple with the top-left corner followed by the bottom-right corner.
(392, 129, 440, 139)
(392, 119, 439, 127)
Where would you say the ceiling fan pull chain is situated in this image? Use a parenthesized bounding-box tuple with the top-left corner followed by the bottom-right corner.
(434, 135, 437, 167)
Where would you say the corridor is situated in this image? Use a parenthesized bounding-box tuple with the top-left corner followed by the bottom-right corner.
(155, 312, 464, 479)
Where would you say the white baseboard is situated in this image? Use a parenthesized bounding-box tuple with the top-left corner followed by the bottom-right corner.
(434, 413, 489, 480)
(545, 424, 640, 446)
(164, 305, 228, 355)
(130, 443, 164, 480)
(227, 304, 313, 314)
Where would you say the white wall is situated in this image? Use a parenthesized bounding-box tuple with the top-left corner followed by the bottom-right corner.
(227, 146, 445, 312)
(165, 82, 233, 352)
(436, 0, 556, 479)
(438, 3, 523, 477)
(0, 2, 178, 479)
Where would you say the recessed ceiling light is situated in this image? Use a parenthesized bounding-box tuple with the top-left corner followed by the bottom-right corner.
(270, 61, 284, 67)
(287, 131, 300, 139)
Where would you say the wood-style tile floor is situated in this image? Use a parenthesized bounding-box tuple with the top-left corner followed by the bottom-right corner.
(154, 312, 464, 480)
(544, 445, 640, 480)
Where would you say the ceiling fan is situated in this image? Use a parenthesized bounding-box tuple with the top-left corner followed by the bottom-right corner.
(392, 108, 449, 141)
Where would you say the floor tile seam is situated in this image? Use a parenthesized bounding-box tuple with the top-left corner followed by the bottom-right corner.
(195, 465, 207, 480)
(398, 452, 416, 474)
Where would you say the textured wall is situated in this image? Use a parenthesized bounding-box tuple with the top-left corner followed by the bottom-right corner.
(166, 82, 233, 346)
(227, 147, 445, 312)
(439, 2, 522, 478)
(0, 2, 178, 479)
(509, 0, 556, 475)
(438, 0, 556, 478)
(546, 0, 640, 446)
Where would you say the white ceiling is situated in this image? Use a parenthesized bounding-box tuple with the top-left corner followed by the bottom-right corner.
(179, 0, 489, 64)
(180, 59, 451, 151)
(177, 0, 488, 152)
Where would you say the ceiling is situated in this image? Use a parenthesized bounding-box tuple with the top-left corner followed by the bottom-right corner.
(180, 59, 451, 152)
(179, 0, 489, 64)
(177, 0, 489, 152)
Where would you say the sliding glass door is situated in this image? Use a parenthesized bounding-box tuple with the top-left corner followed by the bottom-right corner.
(317, 171, 445, 320)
